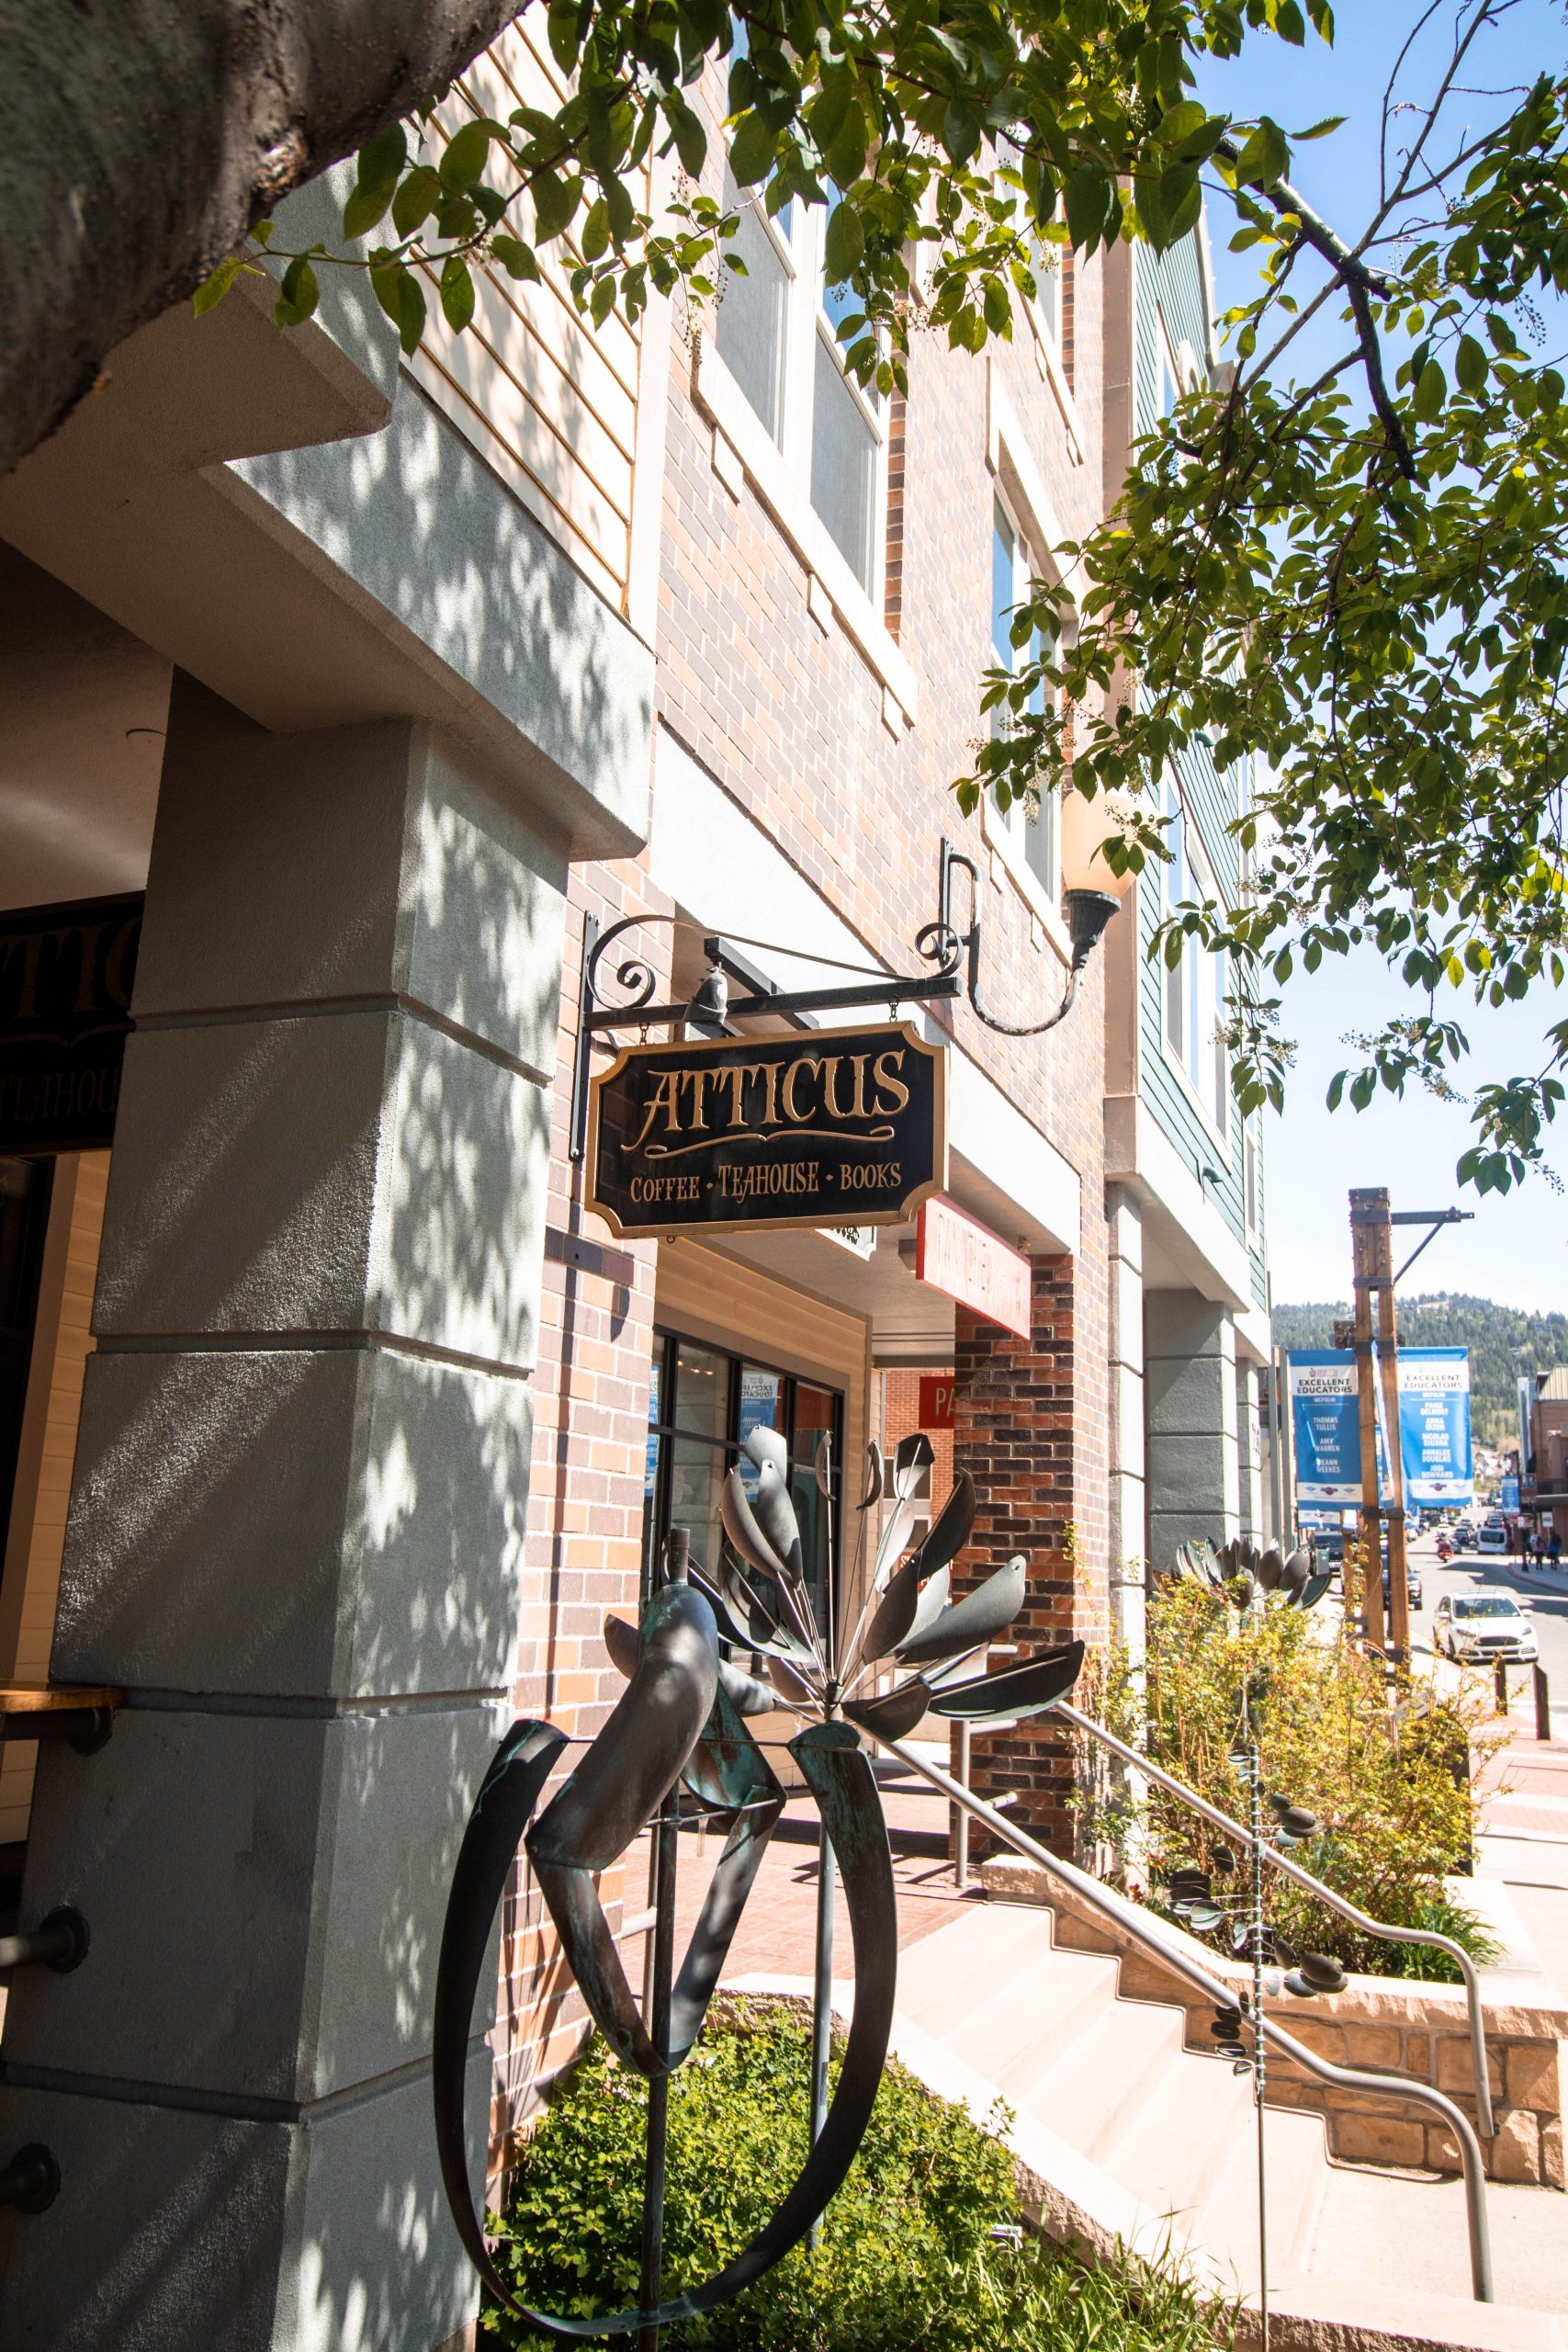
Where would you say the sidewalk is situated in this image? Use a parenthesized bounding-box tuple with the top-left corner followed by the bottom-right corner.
(1488, 1549, 1568, 1597)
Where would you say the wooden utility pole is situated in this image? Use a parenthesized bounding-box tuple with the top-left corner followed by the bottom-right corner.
(1349, 1189, 1410, 1667)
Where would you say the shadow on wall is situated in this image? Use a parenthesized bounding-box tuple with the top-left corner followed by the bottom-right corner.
(0, 699, 582, 2346)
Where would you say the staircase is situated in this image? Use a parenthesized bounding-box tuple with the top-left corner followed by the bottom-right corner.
(889, 1899, 1568, 2350)
(735, 1891, 1568, 2352)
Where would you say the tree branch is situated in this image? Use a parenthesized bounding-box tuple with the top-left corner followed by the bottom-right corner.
(0, 0, 531, 480)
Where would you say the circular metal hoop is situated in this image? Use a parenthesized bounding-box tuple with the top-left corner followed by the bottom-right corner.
(431, 1717, 897, 2340)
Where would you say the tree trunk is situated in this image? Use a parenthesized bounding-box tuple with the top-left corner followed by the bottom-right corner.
(0, 0, 526, 480)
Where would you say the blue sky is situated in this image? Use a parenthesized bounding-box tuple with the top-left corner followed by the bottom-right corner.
(1190, 3, 1568, 1309)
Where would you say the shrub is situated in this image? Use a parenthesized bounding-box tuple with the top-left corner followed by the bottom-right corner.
(1074, 1581, 1502, 1982)
(483, 2006, 1234, 2351)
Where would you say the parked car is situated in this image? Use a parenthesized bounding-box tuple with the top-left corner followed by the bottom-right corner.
(1453, 1521, 1476, 1548)
(1476, 1523, 1507, 1555)
(1434, 1591, 1539, 1662)
(1383, 1564, 1424, 1610)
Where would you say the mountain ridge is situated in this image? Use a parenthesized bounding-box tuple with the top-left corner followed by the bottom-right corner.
(1271, 1293, 1568, 1449)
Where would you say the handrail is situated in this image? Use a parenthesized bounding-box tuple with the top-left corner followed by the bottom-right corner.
(879, 1734, 1494, 2304)
(1050, 1698, 1495, 2140)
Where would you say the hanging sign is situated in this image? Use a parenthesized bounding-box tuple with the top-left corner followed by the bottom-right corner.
(1287, 1347, 1473, 1510)
(915, 1196, 1032, 1341)
(919, 1374, 957, 1429)
(586, 1020, 945, 1239)
(0, 892, 142, 1154)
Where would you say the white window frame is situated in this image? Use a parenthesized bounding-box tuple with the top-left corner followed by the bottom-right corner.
(698, 168, 911, 712)
(1161, 776, 1232, 1148)
(987, 489, 1060, 910)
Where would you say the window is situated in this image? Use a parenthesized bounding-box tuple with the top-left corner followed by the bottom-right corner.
(1244, 1118, 1261, 1233)
(715, 172, 888, 598)
(990, 498, 1058, 902)
(642, 1330, 843, 1623)
(1162, 778, 1229, 1133)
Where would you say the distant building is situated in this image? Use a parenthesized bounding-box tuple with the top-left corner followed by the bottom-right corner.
(1522, 1368, 1568, 1544)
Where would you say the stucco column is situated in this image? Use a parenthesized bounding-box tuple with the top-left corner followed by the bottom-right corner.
(0, 680, 563, 2352)
(1237, 1362, 1266, 1544)
(1144, 1291, 1239, 1572)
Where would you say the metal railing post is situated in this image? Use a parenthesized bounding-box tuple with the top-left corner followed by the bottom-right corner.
(1049, 1698, 1496, 2141)
(954, 1720, 971, 1888)
(878, 1733, 1494, 2306)
(1535, 1664, 1552, 1743)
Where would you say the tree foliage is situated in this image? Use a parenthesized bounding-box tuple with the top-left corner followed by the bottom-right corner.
(1076, 1579, 1502, 1980)
(190, 0, 1568, 1194)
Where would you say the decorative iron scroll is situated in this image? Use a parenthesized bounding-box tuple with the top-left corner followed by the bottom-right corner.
(432, 1428, 1084, 2338)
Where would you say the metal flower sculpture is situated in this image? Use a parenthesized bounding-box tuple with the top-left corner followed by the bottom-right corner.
(1167, 1535, 1333, 1615)
(681, 1424, 1087, 1743)
(431, 1424, 1082, 2342)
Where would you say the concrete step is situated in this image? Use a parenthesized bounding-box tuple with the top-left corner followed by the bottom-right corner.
(897, 1914, 1119, 2088)
(1097, 2032, 1270, 2246)
(1020, 1988, 1188, 2165)
(1187, 2088, 1332, 2283)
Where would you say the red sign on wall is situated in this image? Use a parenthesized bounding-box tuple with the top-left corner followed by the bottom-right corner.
(918, 1375, 957, 1429)
(915, 1197, 1032, 1342)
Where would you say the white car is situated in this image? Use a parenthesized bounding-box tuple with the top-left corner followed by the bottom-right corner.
(1476, 1524, 1507, 1555)
(1434, 1592, 1539, 1663)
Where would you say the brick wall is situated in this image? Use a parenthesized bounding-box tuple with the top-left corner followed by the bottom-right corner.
(953, 1243, 1111, 1855)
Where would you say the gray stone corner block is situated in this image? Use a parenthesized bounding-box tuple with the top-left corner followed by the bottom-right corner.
(7, 1701, 504, 2105)
(52, 1345, 535, 1701)
(134, 688, 570, 1084)
(1145, 1432, 1235, 1518)
(0, 2050, 487, 2352)
(1144, 1289, 1235, 1362)
(1145, 1349, 1231, 1439)
(93, 1012, 549, 1367)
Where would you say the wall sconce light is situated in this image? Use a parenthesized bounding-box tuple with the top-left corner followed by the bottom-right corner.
(939, 793, 1136, 1038)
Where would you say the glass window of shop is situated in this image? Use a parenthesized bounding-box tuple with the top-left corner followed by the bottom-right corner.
(642, 1330, 842, 1624)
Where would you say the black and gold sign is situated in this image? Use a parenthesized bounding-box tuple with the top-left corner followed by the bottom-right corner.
(586, 1020, 946, 1239)
(0, 893, 143, 1154)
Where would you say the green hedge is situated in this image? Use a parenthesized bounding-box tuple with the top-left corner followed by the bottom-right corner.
(482, 2007, 1234, 2351)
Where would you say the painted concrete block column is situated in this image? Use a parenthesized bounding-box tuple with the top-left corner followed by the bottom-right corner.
(0, 681, 566, 2352)
(953, 1254, 1099, 1856)
(1144, 1289, 1240, 1572)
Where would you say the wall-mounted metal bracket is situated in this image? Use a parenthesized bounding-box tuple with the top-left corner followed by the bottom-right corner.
(0, 1905, 90, 1979)
(567, 871, 964, 1163)
(0, 1684, 121, 1754)
(938, 839, 1121, 1038)
(0, 2145, 61, 2214)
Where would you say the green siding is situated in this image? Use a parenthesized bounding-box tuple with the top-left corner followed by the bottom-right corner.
(1131, 237, 1269, 1307)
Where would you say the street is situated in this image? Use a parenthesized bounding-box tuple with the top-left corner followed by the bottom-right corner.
(1392, 1523, 1568, 1981)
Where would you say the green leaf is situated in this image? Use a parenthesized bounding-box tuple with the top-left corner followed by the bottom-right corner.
(942, 97, 981, 167)
(824, 199, 863, 282)
(580, 198, 611, 261)
(533, 171, 581, 242)
(1274, 0, 1306, 45)
(274, 254, 321, 330)
(1064, 164, 1111, 251)
(666, 96, 708, 179)
(439, 254, 476, 334)
(1292, 115, 1346, 140)
(490, 233, 540, 283)
(1235, 117, 1289, 189)
(193, 255, 244, 316)
(1454, 334, 1487, 393)
(392, 164, 442, 239)
(440, 119, 499, 191)
(1413, 358, 1447, 421)
(728, 110, 776, 187)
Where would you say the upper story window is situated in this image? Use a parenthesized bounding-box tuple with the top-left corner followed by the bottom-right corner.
(716, 175, 887, 599)
(1244, 1117, 1261, 1234)
(991, 497, 1058, 902)
(1163, 777, 1229, 1136)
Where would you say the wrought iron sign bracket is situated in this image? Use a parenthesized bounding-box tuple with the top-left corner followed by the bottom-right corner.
(569, 880, 964, 1163)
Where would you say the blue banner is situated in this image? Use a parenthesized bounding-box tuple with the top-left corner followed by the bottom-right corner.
(1396, 1348, 1473, 1507)
(1289, 1351, 1368, 1507)
(1287, 1347, 1473, 1510)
